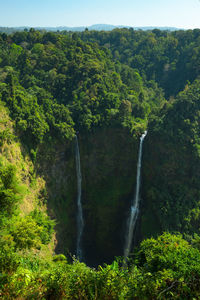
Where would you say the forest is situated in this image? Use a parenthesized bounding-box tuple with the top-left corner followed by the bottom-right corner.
(0, 27, 200, 298)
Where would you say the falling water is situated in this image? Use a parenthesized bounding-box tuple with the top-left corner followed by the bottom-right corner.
(74, 135, 84, 261)
(124, 131, 147, 260)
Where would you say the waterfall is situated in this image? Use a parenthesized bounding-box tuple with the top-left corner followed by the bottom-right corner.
(74, 135, 84, 261)
(124, 131, 147, 260)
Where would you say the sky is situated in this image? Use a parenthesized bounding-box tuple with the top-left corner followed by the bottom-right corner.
(0, 0, 200, 29)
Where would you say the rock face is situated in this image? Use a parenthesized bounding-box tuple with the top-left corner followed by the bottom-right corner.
(80, 128, 138, 265)
(37, 128, 138, 265)
(36, 141, 77, 255)
(141, 130, 199, 240)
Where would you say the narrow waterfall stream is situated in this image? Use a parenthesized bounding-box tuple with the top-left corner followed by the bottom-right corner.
(75, 135, 84, 261)
(124, 131, 147, 260)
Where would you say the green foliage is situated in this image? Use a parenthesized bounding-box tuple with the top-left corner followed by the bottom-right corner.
(0, 159, 25, 219)
(0, 233, 19, 273)
(132, 233, 200, 299)
(80, 28, 200, 98)
(5, 211, 55, 250)
(136, 233, 200, 273)
(52, 254, 67, 262)
(0, 128, 15, 146)
(1, 233, 200, 299)
(143, 79, 200, 236)
(0, 29, 167, 145)
(8, 216, 43, 250)
(29, 209, 55, 244)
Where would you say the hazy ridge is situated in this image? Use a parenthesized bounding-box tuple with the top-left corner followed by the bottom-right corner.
(0, 24, 182, 33)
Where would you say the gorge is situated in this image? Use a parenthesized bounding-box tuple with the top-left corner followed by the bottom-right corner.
(1, 28, 200, 298)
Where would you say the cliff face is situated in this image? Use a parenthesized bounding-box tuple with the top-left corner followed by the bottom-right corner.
(141, 130, 200, 239)
(80, 128, 138, 265)
(37, 127, 138, 265)
(36, 141, 77, 254)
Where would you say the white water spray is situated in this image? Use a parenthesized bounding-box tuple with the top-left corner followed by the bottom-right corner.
(75, 135, 84, 261)
(124, 131, 147, 260)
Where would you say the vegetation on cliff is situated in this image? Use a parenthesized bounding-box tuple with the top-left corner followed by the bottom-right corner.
(142, 79, 200, 239)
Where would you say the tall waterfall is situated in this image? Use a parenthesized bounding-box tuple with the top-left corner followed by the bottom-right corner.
(124, 131, 147, 260)
(75, 135, 84, 261)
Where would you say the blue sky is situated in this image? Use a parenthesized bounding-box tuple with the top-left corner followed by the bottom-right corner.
(0, 0, 200, 29)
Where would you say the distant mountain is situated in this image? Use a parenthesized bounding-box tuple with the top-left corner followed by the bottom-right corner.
(134, 26, 182, 31)
(86, 24, 181, 31)
(0, 24, 182, 34)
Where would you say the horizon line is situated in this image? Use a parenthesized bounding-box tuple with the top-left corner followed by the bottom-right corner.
(0, 24, 196, 30)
